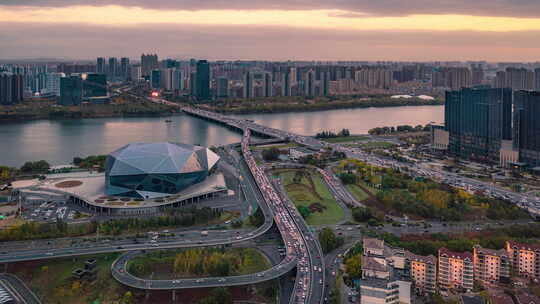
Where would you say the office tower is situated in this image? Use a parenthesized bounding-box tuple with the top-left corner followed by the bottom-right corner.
(0, 73, 24, 105)
(96, 57, 106, 74)
(195, 60, 210, 100)
(150, 69, 161, 89)
(172, 69, 183, 90)
(437, 248, 474, 292)
(216, 77, 229, 98)
(535, 68, 540, 90)
(445, 88, 512, 163)
(513, 91, 540, 167)
(243, 71, 254, 98)
(473, 245, 510, 284)
(432, 67, 471, 90)
(141, 54, 159, 77)
(304, 69, 315, 96)
(264, 72, 273, 97)
(359, 238, 412, 304)
(45, 72, 65, 96)
(471, 64, 484, 85)
(505, 241, 540, 280)
(120, 57, 130, 81)
(59, 75, 83, 106)
(84, 73, 107, 97)
(405, 252, 437, 295)
(493, 71, 507, 88)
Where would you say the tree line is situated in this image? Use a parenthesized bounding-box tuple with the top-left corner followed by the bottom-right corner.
(315, 129, 351, 139)
(368, 124, 431, 135)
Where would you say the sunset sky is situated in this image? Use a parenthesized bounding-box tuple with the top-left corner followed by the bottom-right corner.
(1, 0, 540, 61)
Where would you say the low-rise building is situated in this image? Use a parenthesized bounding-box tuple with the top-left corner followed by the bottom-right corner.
(473, 245, 510, 284)
(438, 248, 474, 292)
(405, 251, 437, 294)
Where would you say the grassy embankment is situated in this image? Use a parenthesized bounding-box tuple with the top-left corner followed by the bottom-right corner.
(273, 169, 345, 225)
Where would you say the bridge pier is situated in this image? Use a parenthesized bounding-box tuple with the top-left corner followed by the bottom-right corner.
(172, 290, 176, 302)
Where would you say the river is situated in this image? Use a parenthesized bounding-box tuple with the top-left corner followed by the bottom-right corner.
(0, 105, 444, 167)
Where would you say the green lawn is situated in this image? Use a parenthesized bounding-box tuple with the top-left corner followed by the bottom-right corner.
(13, 253, 128, 304)
(277, 170, 345, 225)
(322, 136, 370, 143)
(361, 141, 396, 149)
(346, 184, 371, 201)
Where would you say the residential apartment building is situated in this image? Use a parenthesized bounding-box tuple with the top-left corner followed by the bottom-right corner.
(473, 245, 510, 284)
(405, 251, 437, 295)
(359, 238, 412, 304)
(438, 248, 474, 292)
(506, 241, 540, 280)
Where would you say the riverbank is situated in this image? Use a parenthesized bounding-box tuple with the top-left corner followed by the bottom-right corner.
(0, 96, 180, 122)
(204, 96, 443, 115)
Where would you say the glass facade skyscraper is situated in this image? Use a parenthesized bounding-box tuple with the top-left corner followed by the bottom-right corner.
(196, 60, 210, 101)
(513, 91, 540, 167)
(445, 88, 512, 162)
(59, 75, 83, 106)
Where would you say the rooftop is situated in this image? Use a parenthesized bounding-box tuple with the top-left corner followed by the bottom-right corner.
(439, 248, 473, 261)
(363, 237, 385, 251)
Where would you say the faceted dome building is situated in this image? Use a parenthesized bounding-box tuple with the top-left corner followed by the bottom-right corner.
(105, 142, 220, 199)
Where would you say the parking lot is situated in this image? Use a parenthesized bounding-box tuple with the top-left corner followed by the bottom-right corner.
(22, 201, 82, 223)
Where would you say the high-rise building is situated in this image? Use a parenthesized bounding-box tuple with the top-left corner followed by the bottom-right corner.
(471, 64, 484, 86)
(0, 72, 24, 105)
(405, 252, 437, 295)
(321, 71, 330, 96)
(195, 60, 210, 101)
(108, 57, 118, 79)
(432, 67, 471, 90)
(437, 248, 474, 292)
(84, 73, 107, 97)
(141, 54, 159, 77)
(494, 67, 535, 90)
(505, 241, 540, 280)
(264, 72, 273, 97)
(535, 68, 540, 90)
(160, 68, 173, 91)
(59, 75, 83, 106)
(44, 72, 64, 96)
(120, 57, 130, 81)
(445, 88, 512, 163)
(243, 71, 254, 99)
(216, 77, 229, 98)
(355, 68, 393, 89)
(189, 72, 197, 96)
(473, 245, 510, 284)
(513, 91, 540, 167)
(305, 69, 315, 96)
(130, 65, 142, 82)
(150, 69, 161, 89)
(57, 63, 95, 74)
(281, 72, 291, 97)
(96, 57, 106, 74)
(172, 69, 183, 91)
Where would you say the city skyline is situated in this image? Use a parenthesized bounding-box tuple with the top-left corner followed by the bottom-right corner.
(2, 1, 540, 61)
